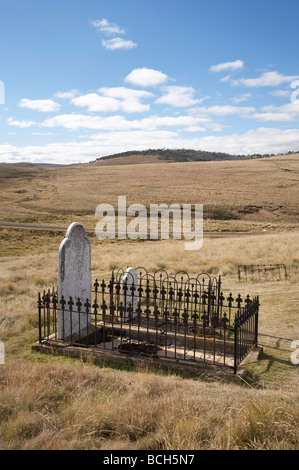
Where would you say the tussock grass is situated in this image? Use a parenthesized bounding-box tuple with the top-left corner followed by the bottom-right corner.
(0, 154, 299, 449)
(0, 361, 298, 450)
(0, 230, 298, 449)
(0, 154, 299, 231)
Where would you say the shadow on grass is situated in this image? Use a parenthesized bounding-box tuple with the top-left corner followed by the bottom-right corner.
(30, 344, 240, 387)
(244, 348, 295, 388)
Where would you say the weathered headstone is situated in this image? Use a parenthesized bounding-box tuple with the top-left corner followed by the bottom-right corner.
(122, 267, 138, 322)
(58, 222, 91, 340)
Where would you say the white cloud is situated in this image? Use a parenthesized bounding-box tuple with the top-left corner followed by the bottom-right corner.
(184, 126, 206, 133)
(232, 93, 252, 103)
(233, 71, 299, 87)
(1, 127, 299, 164)
(41, 113, 207, 132)
(138, 115, 206, 131)
(99, 87, 153, 101)
(156, 86, 200, 107)
(220, 75, 231, 83)
(125, 68, 168, 87)
(32, 132, 54, 135)
(250, 103, 299, 122)
(19, 98, 60, 112)
(55, 89, 79, 100)
(99, 87, 153, 113)
(102, 37, 137, 50)
(209, 60, 244, 73)
(90, 18, 137, 51)
(7, 117, 36, 128)
(192, 105, 256, 116)
(90, 18, 126, 36)
(269, 89, 291, 98)
(42, 114, 121, 130)
(71, 93, 120, 113)
(71, 88, 153, 114)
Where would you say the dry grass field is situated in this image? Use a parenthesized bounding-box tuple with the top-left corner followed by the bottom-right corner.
(0, 153, 298, 450)
(1, 153, 299, 232)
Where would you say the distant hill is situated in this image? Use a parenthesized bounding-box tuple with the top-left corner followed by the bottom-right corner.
(93, 148, 298, 164)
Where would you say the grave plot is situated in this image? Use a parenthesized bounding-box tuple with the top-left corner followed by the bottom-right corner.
(34, 223, 260, 375)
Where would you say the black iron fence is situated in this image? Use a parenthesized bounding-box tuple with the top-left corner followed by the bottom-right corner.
(238, 264, 287, 282)
(37, 268, 259, 374)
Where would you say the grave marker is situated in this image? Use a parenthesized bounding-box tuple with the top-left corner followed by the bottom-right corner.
(122, 267, 138, 321)
(58, 222, 91, 339)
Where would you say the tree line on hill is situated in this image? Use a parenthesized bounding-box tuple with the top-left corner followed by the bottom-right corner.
(94, 148, 299, 163)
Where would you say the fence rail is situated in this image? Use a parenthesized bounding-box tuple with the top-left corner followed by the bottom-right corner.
(238, 264, 287, 282)
(37, 268, 259, 374)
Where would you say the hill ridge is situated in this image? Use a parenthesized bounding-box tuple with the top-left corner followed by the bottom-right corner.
(94, 148, 299, 164)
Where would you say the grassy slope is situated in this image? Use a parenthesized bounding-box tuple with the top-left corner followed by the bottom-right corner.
(0, 153, 299, 232)
(0, 231, 298, 450)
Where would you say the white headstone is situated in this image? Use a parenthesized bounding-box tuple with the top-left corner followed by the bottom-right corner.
(122, 267, 138, 322)
(58, 222, 91, 340)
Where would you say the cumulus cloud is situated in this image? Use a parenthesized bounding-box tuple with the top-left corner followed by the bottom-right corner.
(269, 89, 291, 98)
(2, 127, 299, 164)
(7, 117, 36, 128)
(19, 98, 60, 112)
(125, 68, 168, 87)
(99, 87, 153, 113)
(90, 18, 137, 51)
(102, 37, 137, 50)
(209, 60, 244, 73)
(71, 93, 120, 113)
(41, 113, 207, 132)
(191, 105, 256, 116)
(232, 93, 252, 103)
(250, 103, 299, 122)
(156, 86, 200, 107)
(90, 18, 126, 36)
(55, 89, 79, 100)
(70, 88, 153, 114)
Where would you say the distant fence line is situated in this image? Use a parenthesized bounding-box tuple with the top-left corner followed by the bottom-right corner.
(238, 264, 287, 282)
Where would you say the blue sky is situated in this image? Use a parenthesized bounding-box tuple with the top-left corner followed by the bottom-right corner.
(1, 0, 299, 163)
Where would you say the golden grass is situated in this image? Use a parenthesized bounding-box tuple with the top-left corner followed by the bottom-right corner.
(0, 154, 299, 231)
(0, 155, 298, 449)
(0, 360, 298, 450)
(0, 230, 299, 450)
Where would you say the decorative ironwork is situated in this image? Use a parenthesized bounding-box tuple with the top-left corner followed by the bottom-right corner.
(37, 267, 259, 374)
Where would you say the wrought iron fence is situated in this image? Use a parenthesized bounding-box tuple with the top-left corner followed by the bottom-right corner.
(37, 268, 259, 374)
(238, 264, 287, 282)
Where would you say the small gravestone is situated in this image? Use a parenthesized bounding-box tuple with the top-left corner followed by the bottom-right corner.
(58, 222, 91, 340)
(122, 267, 138, 322)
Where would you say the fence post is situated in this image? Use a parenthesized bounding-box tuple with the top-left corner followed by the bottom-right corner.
(38, 292, 42, 343)
(233, 314, 238, 374)
(254, 296, 259, 346)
